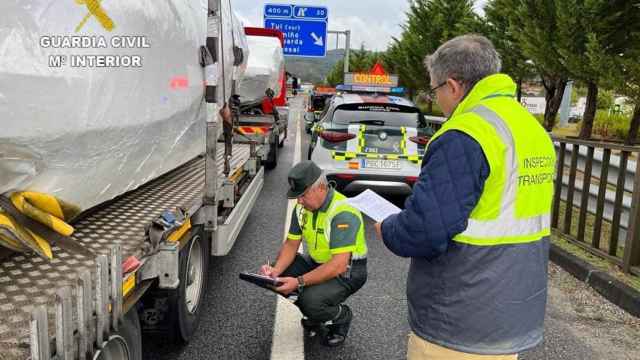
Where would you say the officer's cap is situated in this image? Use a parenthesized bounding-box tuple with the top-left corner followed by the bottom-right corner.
(287, 161, 322, 199)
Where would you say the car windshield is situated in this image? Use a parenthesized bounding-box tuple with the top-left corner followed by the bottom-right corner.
(332, 104, 420, 128)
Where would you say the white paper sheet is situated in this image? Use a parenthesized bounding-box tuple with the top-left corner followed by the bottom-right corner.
(344, 189, 402, 222)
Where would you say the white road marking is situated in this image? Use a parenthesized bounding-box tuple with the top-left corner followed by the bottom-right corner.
(270, 97, 305, 360)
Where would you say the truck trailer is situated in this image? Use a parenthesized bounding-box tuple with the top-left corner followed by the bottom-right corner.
(0, 1, 262, 359)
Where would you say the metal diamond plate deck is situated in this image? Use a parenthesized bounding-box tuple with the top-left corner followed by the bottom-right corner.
(0, 145, 251, 359)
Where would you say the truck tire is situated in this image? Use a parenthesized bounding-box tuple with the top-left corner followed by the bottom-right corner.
(94, 307, 142, 360)
(278, 126, 287, 148)
(265, 140, 278, 169)
(170, 225, 210, 344)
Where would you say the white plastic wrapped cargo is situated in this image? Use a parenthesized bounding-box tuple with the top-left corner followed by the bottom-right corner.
(0, 0, 248, 211)
(237, 35, 285, 104)
(208, 1, 249, 106)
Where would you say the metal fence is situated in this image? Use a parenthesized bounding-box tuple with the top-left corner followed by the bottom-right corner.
(553, 137, 640, 275)
(423, 116, 640, 275)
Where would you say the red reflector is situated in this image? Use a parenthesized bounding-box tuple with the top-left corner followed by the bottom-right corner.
(336, 174, 356, 181)
(409, 136, 430, 145)
(406, 176, 418, 184)
(170, 76, 189, 90)
(238, 127, 269, 135)
(319, 131, 356, 143)
(122, 256, 141, 274)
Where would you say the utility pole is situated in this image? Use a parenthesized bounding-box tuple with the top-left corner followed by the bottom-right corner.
(328, 29, 351, 74)
(558, 81, 574, 128)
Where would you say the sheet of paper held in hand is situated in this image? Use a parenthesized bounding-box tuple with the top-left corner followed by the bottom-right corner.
(344, 189, 402, 223)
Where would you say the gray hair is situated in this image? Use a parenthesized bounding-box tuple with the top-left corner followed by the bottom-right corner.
(309, 173, 328, 192)
(425, 34, 501, 92)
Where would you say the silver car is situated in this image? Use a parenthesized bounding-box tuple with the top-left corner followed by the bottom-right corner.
(308, 93, 434, 195)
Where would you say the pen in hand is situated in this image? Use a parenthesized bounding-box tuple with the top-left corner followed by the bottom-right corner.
(262, 257, 274, 278)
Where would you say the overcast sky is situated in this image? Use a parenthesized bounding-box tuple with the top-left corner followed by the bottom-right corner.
(234, 1, 488, 52)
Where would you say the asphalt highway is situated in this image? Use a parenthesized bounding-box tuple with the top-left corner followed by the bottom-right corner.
(143, 96, 635, 360)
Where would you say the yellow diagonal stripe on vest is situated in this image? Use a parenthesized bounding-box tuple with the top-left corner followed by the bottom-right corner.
(75, 0, 115, 32)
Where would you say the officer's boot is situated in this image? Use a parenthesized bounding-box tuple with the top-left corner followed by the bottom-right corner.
(324, 305, 352, 347)
(301, 317, 324, 338)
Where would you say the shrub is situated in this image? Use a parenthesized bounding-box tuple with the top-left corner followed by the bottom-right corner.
(591, 110, 631, 140)
(416, 100, 444, 117)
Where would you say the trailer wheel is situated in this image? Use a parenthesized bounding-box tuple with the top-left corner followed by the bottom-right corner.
(265, 140, 278, 169)
(94, 307, 142, 360)
(170, 226, 210, 344)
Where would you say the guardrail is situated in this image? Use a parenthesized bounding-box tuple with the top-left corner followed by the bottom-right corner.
(552, 138, 640, 275)
(422, 116, 640, 274)
(558, 145, 633, 243)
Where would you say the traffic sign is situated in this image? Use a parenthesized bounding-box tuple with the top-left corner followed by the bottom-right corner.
(264, 3, 328, 58)
(292, 5, 328, 20)
(264, 4, 293, 18)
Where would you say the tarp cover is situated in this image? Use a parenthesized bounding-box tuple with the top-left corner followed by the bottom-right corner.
(0, 0, 248, 211)
(237, 35, 284, 104)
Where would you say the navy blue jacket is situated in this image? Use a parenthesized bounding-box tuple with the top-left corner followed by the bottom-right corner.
(381, 130, 489, 259)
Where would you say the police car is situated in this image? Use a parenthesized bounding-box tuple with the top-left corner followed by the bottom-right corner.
(308, 93, 433, 195)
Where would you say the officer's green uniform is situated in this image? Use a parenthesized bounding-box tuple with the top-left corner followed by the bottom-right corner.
(282, 161, 368, 345)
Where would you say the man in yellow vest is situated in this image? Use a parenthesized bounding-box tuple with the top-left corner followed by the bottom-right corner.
(375, 35, 556, 359)
(261, 160, 368, 347)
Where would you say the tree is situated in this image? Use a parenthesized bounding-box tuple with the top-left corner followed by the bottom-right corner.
(325, 58, 345, 87)
(587, 0, 640, 144)
(483, 0, 535, 101)
(590, 5, 640, 144)
(555, 0, 602, 138)
(383, 0, 480, 99)
(555, 0, 640, 139)
(511, 0, 569, 131)
(383, 38, 422, 99)
(324, 46, 384, 87)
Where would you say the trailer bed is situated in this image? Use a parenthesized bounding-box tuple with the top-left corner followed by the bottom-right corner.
(0, 144, 253, 360)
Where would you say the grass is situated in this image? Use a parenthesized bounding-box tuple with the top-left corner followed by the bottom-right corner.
(555, 201, 619, 257)
(553, 200, 640, 291)
(552, 123, 580, 137)
(552, 235, 640, 292)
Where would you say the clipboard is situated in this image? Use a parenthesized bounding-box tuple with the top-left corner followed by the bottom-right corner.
(238, 272, 299, 300)
(239, 272, 283, 288)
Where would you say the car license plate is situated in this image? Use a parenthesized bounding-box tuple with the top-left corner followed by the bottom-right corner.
(362, 159, 400, 170)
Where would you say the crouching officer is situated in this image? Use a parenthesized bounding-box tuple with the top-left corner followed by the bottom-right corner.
(260, 161, 368, 346)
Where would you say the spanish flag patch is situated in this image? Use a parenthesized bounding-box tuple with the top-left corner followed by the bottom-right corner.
(337, 224, 349, 230)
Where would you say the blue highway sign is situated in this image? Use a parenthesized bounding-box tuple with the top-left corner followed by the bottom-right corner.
(292, 5, 328, 20)
(264, 3, 328, 58)
(264, 4, 293, 18)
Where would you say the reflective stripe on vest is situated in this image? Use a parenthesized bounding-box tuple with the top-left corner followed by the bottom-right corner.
(434, 104, 553, 246)
(456, 106, 549, 244)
